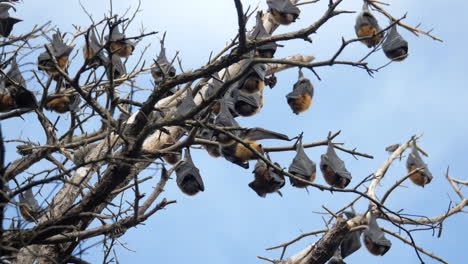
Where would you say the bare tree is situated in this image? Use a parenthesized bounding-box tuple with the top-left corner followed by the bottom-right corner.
(0, 0, 463, 263)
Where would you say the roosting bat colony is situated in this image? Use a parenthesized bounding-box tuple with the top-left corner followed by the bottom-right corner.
(0, 0, 463, 263)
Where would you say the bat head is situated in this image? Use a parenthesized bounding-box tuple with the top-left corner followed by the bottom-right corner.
(363, 213, 391, 256)
(382, 25, 408, 61)
(289, 137, 317, 187)
(286, 70, 314, 114)
(176, 149, 205, 196)
(320, 142, 352, 188)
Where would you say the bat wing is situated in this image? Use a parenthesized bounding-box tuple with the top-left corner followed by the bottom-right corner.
(0, 17, 21, 37)
(242, 127, 289, 141)
(287, 75, 313, 100)
(249, 12, 277, 52)
(106, 55, 126, 79)
(52, 32, 73, 57)
(206, 72, 224, 98)
(364, 213, 392, 252)
(340, 211, 362, 258)
(215, 96, 239, 128)
(266, 0, 300, 16)
(6, 57, 25, 88)
(252, 63, 266, 80)
(406, 142, 433, 182)
(355, 10, 381, 34)
(320, 142, 352, 180)
(175, 150, 205, 194)
(173, 88, 196, 117)
(106, 26, 125, 41)
(19, 188, 42, 212)
(289, 138, 316, 177)
(382, 25, 408, 59)
(235, 92, 261, 108)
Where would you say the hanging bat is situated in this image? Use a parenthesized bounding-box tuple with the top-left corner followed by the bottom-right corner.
(328, 249, 346, 264)
(0, 4, 21, 37)
(160, 136, 182, 165)
(38, 31, 73, 78)
(249, 11, 277, 58)
(197, 124, 222, 158)
(286, 69, 314, 114)
(0, 57, 37, 112)
(249, 159, 285, 197)
(205, 72, 224, 101)
(355, 3, 384, 48)
(83, 28, 107, 68)
(406, 141, 433, 187)
(266, 0, 301, 25)
(19, 188, 44, 222)
(175, 149, 205, 196)
(238, 60, 266, 95)
(105, 54, 126, 81)
(105, 26, 135, 58)
(363, 212, 391, 256)
(320, 141, 352, 188)
(221, 127, 290, 168)
(213, 96, 240, 145)
(289, 136, 316, 188)
(233, 88, 263, 117)
(382, 25, 408, 61)
(45, 93, 81, 114)
(151, 43, 176, 84)
(173, 87, 196, 118)
(340, 211, 362, 259)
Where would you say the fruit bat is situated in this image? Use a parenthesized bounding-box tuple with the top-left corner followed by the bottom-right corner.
(233, 88, 263, 117)
(249, 159, 285, 197)
(249, 11, 277, 58)
(198, 126, 221, 158)
(266, 0, 301, 25)
(45, 92, 81, 114)
(320, 141, 352, 188)
(105, 55, 126, 81)
(0, 57, 37, 112)
(286, 70, 314, 115)
(238, 60, 266, 95)
(340, 211, 362, 259)
(173, 88, 196, 118)
(175, 149, 204, 196)
(382, 25, 408, 61)
(363, 212, 391, 256)
(151, 44, 176, 84)
(160, 136, 182, 165)
(328, 249, 346, 264)
(355, 3, 384, 48)
(213, 96, 240, 145)
(406, 141, 432, 187)
(288, 137, 316, 188)
(105, 26, 135, 58)
(19, 188, 43, 222)
(221, 127, 290, 168)
(0, 4, 21, 37)
(205, 72, 224, 101)
(38, 31, 73, 78)
(83, 29, 108, 68)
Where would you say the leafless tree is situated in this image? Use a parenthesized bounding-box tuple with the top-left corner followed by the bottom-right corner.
(0, 0, 463, 264)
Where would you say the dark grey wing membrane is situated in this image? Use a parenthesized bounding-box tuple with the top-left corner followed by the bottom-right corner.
(221, 146, 249, 169)
(363, 213, 391, 256)
(242, 127, 289, 141)
(106, 55, 126, 79)
(249, 12, 277, 56)
(340, 211, 362, 259)
(5, 58, 37, 109)
(287, 72, 313, 100)
(151, 46, 176, 80)
(106, 26, 134, 46)
(266, 0, 300, 16)
(175, 149, 204, 196)
(205, 72, 224, 98)
(86, 30, 108, 66)
(249, 160, 285, 196)
(0, 4, 21, 37)
(19, 188, 44, 221)
(406, 142, 433, 182)
(51, 32, 73, 57)
(214, 96, 239, 128)
(327, 251, 346, 264)
(382, 25, 408, 61)
(173, 88, 197, 118)
(68, 94, 81, 112)
(6, 57, 25, 88)
(320, 142, 352, 183)
(234, 90, 261, 113)
(37, 47, 53, 69)
(289, 137, 316, 183)
(355, 3, 381, 33)
(238, 59, 266, 80)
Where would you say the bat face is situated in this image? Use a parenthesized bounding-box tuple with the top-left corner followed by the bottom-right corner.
(175, 150, 205, 196)
(286, 72, 314, 114)
(289, 138, 317, 188)
(382, 25, 408, 61)
(355, 5, 384, 48)
(249, 160, 285, 197)
(320, 142, 352, 188)
(406, 142, 432, 187)
(340, 211, 362, 259)
(363, 214, 391, 256)
(266, 0, 301, 25)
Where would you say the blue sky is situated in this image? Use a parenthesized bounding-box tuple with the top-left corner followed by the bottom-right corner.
(3, 0, 467, 263)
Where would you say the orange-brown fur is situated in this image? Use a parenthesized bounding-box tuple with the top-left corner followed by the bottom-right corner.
(211, 101, 221, 115)
(241, 75, 264, 94)
(43, 55, 69, 78)
(234, 139, 262, 161)
(321, 165, 349, 188)
(163, 154, 181, 165)
(288, 93, 312, 114)
(357, 25, 384, 48)
(270, 8, 296, 25)
(45, 96, 70, 114)
(110, 41, 133, 58)
(408, 165, 430, 187)
(205, 145, 221, 158)
(0, 94, 14, 112)
(20, 205, 37, 223)
(364, 235, 389, 256)
(290, 171, 316, 188)
(83, 45, 94, 60)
